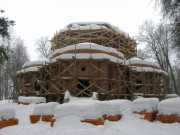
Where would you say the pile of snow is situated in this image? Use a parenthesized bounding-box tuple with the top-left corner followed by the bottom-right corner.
(54, 99, 131, 119)
(158, 98, 180, 116)
(64, 91, 98, 103)
(99, 100, 131, 116)
(0, 107, 15, 119)
(166, 94, 179, 99)
(49, 42, 124, 59)
(61, 22, 130, 38)
(18, 96, 46, 104)
(1, 99, 180, 135)
(33, 102, 59, 115)
(131, 98, 159, 113)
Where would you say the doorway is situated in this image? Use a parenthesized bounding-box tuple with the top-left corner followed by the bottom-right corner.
(77, 79, 90, 97)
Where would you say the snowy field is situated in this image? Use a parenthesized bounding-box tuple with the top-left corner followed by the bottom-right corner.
(0, 99, 180, 135)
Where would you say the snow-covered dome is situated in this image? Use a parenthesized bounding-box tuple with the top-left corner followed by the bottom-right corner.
(126, 57, 167, 75)
(127, 57, 160, 69)
(49, 42, 125, 64)
(22, 59, 49, 69)
(17, 59, 49, 74)
(61, 22, 129, 37)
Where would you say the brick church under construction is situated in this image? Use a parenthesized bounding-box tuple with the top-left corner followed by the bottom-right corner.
(15, 22, 168, 102)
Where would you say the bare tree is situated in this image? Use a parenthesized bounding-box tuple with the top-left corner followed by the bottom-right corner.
(155, 0, 180, 51)
(0, 36, 29, 100)
(137, 20, 178, 94)
(35, 36, 51, 58)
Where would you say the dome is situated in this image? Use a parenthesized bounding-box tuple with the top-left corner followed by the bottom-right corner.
(49, 42, 125, 64)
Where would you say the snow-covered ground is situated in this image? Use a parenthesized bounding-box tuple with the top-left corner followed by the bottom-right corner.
(0, 99, 180, 135)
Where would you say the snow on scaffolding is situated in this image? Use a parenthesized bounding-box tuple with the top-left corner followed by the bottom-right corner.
(49, 42, 124, 58)
(61, 22, 130, 38)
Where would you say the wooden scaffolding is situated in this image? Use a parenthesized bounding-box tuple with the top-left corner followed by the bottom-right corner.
(38, 58, 128, 102)
(128, 66, 169, 100)
(16, 71, 42, 96)
(51, 26, 137, 59)
(15, 22, 169, 102)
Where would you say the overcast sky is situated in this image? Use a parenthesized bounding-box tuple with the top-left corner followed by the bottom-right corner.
(1, 0, 161, 61)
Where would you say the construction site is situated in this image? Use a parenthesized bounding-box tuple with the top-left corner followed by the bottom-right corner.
(15, 22, 169, 102)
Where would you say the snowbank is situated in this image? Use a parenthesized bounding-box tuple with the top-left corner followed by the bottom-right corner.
(33, 102, 59, 115)
(18, 96, 46, 104)
(0, 107, 15, 119)
(166, 94, 179, 99)
(1, 99, 180, 134)
(54, 100, 99, 119)
(131, 98, 159, 113)
(64, 91, 98, 103)
(158, 98, 180, 116)
(54, 100, 131, 119)
(99, 100, 131, 116)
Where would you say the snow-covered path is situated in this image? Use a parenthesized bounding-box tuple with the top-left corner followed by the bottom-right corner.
(0, 100, 180, 135)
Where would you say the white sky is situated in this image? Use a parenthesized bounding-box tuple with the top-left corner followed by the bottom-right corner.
(1, 0, 161, 61)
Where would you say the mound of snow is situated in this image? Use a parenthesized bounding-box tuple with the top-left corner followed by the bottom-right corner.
(18, 96, 46, 104)
(131, 98, 159, 113)
(33, 103, 46, 115)
(64, 91, 98, 103)
(166, 94, 179, 99)
(0, 107, 15, 119)
(54, 100, 131, 119)
(33, 102, 59, 115)
(158, 98, 180, 116)
(99, 100, 131, 116)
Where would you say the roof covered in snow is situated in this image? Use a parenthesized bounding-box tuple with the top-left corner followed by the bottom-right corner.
(125, 57, 167, 74)
(50, 53, 124, 64)
(49, 42, 125, 64)
(131, 66, 168, 75)
(22, 59, 49, 69)
(127, 57, 160, 68)
(61, 22, 130, 38)
(17, 66, 40, 74)
(49, 42, 124, 59)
